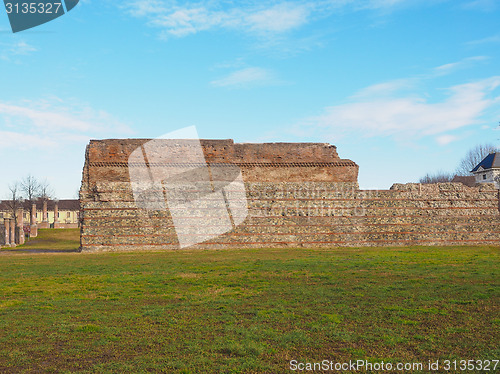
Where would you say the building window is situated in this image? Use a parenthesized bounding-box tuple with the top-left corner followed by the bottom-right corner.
(67, 212, 71, 218)
(483, 174, 487, 180)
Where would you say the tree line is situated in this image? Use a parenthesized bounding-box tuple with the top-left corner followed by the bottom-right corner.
(4, 175, 55, 226)
(419, 143, 499, 184)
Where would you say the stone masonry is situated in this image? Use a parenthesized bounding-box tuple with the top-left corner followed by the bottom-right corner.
(79, 139, 500, 252)
(0, 210, 24, 247)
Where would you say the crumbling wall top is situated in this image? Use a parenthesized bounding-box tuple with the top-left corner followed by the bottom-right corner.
(82, 139, 357, 185)
(87, 139, 341, 164)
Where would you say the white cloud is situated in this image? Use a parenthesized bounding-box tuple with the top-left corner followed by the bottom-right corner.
(125, 0, 426, 40)
(11, 41, 37, 55)
(121, 0, 448, 57)
(128, 0, 167, 17)
(466, 34, 500, 46)
(339, 0, 439, 12)
(245, 3, 310, 33)
(351, 78, 416, 98)
(306, 76, 500, 140)
(0, 130, 56, 149)
(303, 57, 498, 143)
(210, 67, 276, 88)
(435, 134, 458, 145)
(432, 56, 488, 76)
(0, 40, 37, 61)
(127, 1, 312, 38)
(151, 7, 232, 37)
(0, 103, 94, 132)
(0, 98, 132, 149)
(462, 0, 497, 11)
(360, 0, 412, 9)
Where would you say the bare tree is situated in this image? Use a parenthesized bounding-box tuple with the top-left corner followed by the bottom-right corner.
(20, 175, 53, 226)
(419, 171, 454, 184)
(20, 174, 41, 206)
(39, 179, 54, 202)
(456, 143, 498, 176)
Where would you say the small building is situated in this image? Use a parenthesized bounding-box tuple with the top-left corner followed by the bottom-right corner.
(471, 152, 500, 189)
(451, 175, 476, 187)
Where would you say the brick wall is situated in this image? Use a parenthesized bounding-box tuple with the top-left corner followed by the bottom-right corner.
(79, 140, 499, 252)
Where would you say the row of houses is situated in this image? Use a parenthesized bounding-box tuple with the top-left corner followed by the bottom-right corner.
(0, 199, 80, 247)
(0, 199, 80, 227)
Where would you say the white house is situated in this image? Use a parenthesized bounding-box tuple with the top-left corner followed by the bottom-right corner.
(471, 152, 500, 189)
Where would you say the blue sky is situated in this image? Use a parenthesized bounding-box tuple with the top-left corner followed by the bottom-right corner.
(1, 0, 499, 198)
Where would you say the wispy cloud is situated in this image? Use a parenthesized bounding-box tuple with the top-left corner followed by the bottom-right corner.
(431, 56, 488, 76)
(0, 40, 37, 61)
(126, 1, 312, 39)
(0, 103, 94, 132)
(210, 67, 277, 88)
(127, 0, 167, 17)
(466, 34, 500, 46)
(150, 7, 234, 37)
(301, 73, 500, 145)
(0, 97, 132, 149)
(358, 0, 419, 10)
(349, 56, 490, 98)
(11, 41, 37, 55)
(350, 78, 416, 99)
(245, 3, 311, 34)
(121, 0, 450, 59)
(462, 0, 497, 11)
(435, 134, 458, 145)
(0, 130, 56, 149)
(124, 0, 431, 40)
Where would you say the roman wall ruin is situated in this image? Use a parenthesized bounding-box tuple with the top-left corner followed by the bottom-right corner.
(79, 139, 500, 251)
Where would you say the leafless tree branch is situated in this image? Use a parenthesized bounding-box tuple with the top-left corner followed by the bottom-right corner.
(5, 182, 22, 225)
(419, 171, 455, 184)
(455, 143, 499, 176)
(20, 174, 41, 205)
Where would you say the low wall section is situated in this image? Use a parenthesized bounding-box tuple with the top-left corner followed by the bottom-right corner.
(80, 181, 499, 251)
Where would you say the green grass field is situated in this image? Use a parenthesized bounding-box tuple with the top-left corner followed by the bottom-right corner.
(10, 228, 80, 252)
(0, 230, 498, 373)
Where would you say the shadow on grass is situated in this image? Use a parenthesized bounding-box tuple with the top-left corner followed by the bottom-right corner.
(1, 248, 81, 253)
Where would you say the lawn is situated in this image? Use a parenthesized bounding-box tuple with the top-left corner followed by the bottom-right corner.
(8, 228, 80, 252)
(0, 240, 498, 373)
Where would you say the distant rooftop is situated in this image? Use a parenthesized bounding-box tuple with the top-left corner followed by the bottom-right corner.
(451, 175, 476, 187)
(0, 199, 79, 211)
(471, 152, 500, 172)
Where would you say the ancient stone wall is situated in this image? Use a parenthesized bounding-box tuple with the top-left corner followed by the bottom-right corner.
(79, 140, 499, 252)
